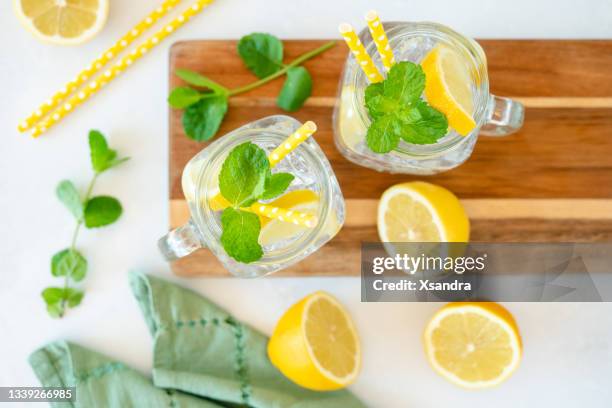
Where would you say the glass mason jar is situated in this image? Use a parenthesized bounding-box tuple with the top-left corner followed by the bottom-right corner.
(158, 115, 345, 278)
(333, 21, 525, 175)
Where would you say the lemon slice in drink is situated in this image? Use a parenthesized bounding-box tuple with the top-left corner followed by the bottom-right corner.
(424, 302, 522, 388)
(268, 291, 361, 391)
(259, 190, 319, 246)
(14, 0, 108, 45)
(421, 45, 476, 136)
(378, 181, 469, 243)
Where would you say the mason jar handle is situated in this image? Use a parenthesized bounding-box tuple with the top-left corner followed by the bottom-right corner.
(158, 219, 204, 261)
(480, 95, 525, 137)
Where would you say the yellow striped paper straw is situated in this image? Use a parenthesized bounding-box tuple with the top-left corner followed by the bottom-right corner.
(365, 10, 395, 71)
(338, 23, 383, 83)
(268, 121, 317, 167)
(249, 203, 317, 228)
(18, 0, 182, 133)
(29, 0, 213, 138)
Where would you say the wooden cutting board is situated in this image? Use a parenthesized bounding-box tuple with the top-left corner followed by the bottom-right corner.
(168, 39, 612, 277)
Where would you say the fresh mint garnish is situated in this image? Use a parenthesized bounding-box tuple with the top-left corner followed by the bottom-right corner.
(220, 208, 264, 263)
(218, 142, 295, 263)
(237, 33, 284, 78)
(364, 61, 448, 153)
(169, 34, 336, 142)
(43, 130, 128, 318)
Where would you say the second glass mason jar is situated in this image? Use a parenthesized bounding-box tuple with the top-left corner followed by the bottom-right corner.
(159, 115, 345, 278)
(333, 21, 525, 175)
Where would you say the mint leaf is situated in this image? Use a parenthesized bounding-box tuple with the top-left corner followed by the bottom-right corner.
(89, 130, 129, 173)
(42, 287, 83, 316)
(220, 208, 263, 263)
(219, 142, 269, 207)
(64, 288, 84, 307)
(384, 61, 426, 106)
(366, 114, 402, 153)
(365, 82, 384, 101)
(56, 180, 83, 220)
(42, 287, 65, 304)
(398, 101, 449, 144)
(262, 172, 294, 200)
(84, 196, 122, 228)
(182, 95, 228, 142)
(277, 67, 312, 112)
(366, 95, 401, 119)
(175, 69, 228, 94)
(46, 302, 64, 318)
(168, 86, 202, 108)
(238, 33, 284, 79)
(51, 248, 87, 282)
(89, 130, 116, 173)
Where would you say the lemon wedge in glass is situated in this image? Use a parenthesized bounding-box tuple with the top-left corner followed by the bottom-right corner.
(258, 190, 319, 246)
(421, 45, 476, 136)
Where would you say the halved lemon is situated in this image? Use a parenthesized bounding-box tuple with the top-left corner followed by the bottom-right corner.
(424, 302, 522, 389)
(14, 0, 109, 45)
(268, 291, 361, 391)
(421, 45, 476, 136)
(377, 181, 469, 243)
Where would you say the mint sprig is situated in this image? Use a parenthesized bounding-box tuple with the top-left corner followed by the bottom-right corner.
(218, 142, 294, 263)
(364, 61, 448, 153)
(43, 130, 128, 318)
(168, 34, 336, 142)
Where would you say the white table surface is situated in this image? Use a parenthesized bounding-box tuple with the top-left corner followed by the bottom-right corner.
(2, 0, 612, 406)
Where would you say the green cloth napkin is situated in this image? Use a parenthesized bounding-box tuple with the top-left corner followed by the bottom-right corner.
(29, 273, 366, 408)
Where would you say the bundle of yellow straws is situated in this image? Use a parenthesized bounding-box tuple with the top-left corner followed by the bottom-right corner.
(339, 10, 396, 83)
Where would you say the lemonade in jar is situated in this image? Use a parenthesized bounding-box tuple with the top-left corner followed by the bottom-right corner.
(334, 13, 524, 174)
(159, 115, 345, 278)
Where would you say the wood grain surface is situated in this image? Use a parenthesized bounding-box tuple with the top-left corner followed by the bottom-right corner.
(167, 40, 612, 277)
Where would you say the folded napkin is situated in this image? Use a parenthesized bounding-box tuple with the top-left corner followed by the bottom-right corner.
(29, 273, 366, 408)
